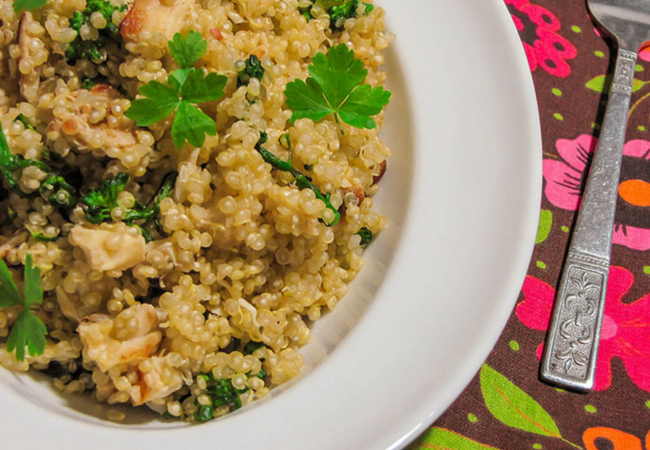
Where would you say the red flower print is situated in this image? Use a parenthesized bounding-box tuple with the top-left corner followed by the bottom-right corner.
(505, 0, 577, 77)
(543, 136, 650, 250)
(516, 268, 650, 392)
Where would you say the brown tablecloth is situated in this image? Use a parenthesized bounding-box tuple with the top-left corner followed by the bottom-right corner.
(410, 1, 650, 449)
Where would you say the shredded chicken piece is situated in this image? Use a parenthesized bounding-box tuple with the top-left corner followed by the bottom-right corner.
(121, 0, 194, 42)
(55, 286, 83, 323)
(132, 356, 184, 406)
(18, 12, 41, 102)
(48, 84, 137, 152)
(77, 304, 163, 372)
(70, 223, 146, 272)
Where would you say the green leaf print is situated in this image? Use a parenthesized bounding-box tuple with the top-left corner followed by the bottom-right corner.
(479, 364, 561, 438)
(411, 427, 499, 450)
(536, 210, 552, 244)
(586, 75, 647, 93)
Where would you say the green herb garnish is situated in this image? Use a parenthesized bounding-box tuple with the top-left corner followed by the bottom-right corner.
(80, 172, 129, 224)
(81, 78, 96, 90)
(203, 374, 247, 411)
(256, 132, 340, 226)
(194, 405, 214, 422)
(329, 0, 374, 29)
(356, 226, 372, 247)
(237, 55, 265, 87)
(126, 31, 227, 149)
(13, 0, 47, 13)
(0, 126, 77, 207)
(26, 225, 59, 242)
(167, 31, 207, 69)
(299, 1, 374, 28)
(80, 172, 177, 241)
(284, 44, 391, 129)
(14, 114, 35, 132)
(242, 341, 265, 355)
(253, 367, 267, 380)
(65, 0, 127, 62)
(1, 254, 47, 362)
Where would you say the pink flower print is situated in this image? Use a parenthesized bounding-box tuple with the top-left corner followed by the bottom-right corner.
(516, 268, 650, 392)
(543, 136, 650, 250)
(505, 0, 577, 77)
(542, 135, 597, 210)
(640, 46, 650, 62)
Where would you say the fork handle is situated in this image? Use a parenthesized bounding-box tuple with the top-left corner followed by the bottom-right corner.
(541, 49, 637, 392)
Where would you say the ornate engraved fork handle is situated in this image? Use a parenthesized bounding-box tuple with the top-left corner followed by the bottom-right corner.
(541, 49, 637, 392)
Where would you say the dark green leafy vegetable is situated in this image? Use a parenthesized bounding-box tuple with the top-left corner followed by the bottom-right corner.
(242, 341, 265, 355)
(194, 368, 269, 421)
(13, 0, 47, 13)
(299, 5, 313, 21)
(194, 405, 214, 422)
(81, 78, 96, 90)
(237, 55, 265, 87)
(65, 0, 128, 63)
(79, 172, 129, 224)
(126, 32, 227, 149)
(1, 254, 48, 361)
(205, 376, 246, 409)
(14, 114, 35, 132)
(26, 225, 59, 242)
(284, 44, 391, 129)
(356, 226, 372, 246)
(0, 126, 77, 207)
(328, 0, 374, 30)
(255, 132, 340, 226)
(279, 133, 292, 150)
(299, 0, 373, 27)
(253, 367, 267, 380)
(80, 172, 177, 241)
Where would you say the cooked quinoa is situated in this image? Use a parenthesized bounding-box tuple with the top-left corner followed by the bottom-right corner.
(0, 0, 392, 422)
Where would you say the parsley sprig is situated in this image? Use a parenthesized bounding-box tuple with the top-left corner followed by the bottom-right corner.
(13, 0, 47, 13)
(284, 44, 391, 129)
(1, 255, 47, 362)
(126, 31, 227, 149)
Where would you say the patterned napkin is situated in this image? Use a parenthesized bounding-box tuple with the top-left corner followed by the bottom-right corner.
(410, 1, 650, 449)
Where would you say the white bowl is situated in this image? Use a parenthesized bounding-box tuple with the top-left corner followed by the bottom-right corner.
(0, 0, 541, 448)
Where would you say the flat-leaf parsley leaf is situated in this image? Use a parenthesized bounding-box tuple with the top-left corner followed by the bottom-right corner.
(1, 254, 48, 361)
(125, 32, 227, 149)
(168, 31, 207, 69)
(284, 44, 391, 129)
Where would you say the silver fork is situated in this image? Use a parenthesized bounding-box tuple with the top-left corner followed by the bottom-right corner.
(541, 0, 650, 392)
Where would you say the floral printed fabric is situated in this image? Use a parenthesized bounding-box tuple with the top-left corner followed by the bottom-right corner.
(409, 1, 650, 449)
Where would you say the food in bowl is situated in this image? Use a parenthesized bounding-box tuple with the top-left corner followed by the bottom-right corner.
(0, 0, 393, 422)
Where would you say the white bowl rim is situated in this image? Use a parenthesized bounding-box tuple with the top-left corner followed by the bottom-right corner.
(0, 0, 541, 449)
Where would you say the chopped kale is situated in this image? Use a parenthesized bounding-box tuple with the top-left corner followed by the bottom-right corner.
(255, 132, 340, 226)
(65, 0, 127, 63)
(237, 55, 265, 87)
